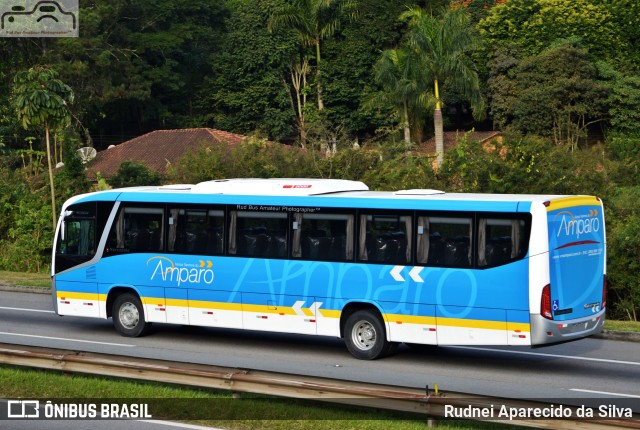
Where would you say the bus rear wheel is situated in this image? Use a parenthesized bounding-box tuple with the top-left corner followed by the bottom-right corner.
(344, 310, 396, 360)
(112, 293, 150, 337)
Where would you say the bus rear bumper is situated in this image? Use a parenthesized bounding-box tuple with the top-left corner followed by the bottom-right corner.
(530, 310, 605, 346)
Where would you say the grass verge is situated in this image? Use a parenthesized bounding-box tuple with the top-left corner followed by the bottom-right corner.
(0, 365, 522, 429)
(605, 320, 640, 332)
(0, 270, 51, 288)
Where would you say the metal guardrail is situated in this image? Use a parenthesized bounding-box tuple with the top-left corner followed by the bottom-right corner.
(0, 343, 638, 429)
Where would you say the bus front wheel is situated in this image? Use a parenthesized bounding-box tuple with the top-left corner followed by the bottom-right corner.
(344, 310, 396, 360)
(112, 293, 151, 337)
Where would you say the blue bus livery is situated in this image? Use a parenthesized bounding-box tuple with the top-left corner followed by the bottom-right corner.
(52, 179, 606, 359)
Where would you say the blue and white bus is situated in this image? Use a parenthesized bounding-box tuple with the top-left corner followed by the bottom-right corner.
(52, 179, 606, 359)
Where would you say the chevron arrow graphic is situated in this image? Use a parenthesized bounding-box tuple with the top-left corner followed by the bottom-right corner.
(309, 302, 323, 318)
(292, 300, 306, 316)
(408, 266, 424, 283)
(390, 266, 405, 282)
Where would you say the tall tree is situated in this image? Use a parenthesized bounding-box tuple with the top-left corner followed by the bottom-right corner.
(321, 0, 409, 138)
(371, 47, 432, 145)
(511, 42, 609, 149)
(401, 6, 483, 167)
(32, 0, 228, 148)
(268, 0, 358, 112)
(13, 66, 74, 229)
(487, 41, 609, 148)
(203, 0, 297, 143)
(478, 0, 630, 69)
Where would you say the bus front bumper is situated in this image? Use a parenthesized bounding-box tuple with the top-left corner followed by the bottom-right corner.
(51, 278, 59, 315)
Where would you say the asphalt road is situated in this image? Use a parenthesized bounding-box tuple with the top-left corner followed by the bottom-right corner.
(1, 290, 639, 422)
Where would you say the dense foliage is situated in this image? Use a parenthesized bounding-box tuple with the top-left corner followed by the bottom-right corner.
(0, 0, 638, 319)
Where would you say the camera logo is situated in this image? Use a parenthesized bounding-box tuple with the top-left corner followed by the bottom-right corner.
(7, 400, 40, 418)
(1, 0, 78, 37)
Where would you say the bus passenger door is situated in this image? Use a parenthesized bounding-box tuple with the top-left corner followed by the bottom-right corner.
(242, 293, 318, 335)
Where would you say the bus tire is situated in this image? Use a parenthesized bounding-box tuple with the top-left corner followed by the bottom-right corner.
(344, 310, 394, 360)
(112, 293, 150, 337)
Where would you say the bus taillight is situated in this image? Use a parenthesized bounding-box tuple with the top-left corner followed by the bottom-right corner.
(602, 275, 607, 309)
(541, 284, 553, 320)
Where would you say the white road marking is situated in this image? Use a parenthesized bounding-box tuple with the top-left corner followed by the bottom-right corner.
(139, 420, 225, 430)
(449, 346, 640, 367)
(570, 388, 640, 398)
(0, 332, 134, 347)
(0, 306, 54, 313)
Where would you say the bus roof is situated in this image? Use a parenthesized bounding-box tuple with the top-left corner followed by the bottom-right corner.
(191, 178, 369, 195)
(63, 178, 596, 213)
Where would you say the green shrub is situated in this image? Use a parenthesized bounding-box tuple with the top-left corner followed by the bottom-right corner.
(109, 161, 164, 188)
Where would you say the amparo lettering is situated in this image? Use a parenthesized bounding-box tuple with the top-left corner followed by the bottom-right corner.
(149, 258, 214, 286)
(557, 214, 600, 239)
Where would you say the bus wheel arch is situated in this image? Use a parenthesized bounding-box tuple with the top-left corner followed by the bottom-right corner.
(340, 303, 397, 360)
(108, 288, 151, 337)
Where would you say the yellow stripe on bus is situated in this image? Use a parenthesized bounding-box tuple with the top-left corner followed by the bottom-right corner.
(382, 314, 530, 332)
(546, 196, 600, 211)
(86, 293, 533, 333)
(242, 303, 297, 315)
(142, 296, 165, 306)
(318, 309, 341, 319)
(506, 322, 531, 332)
(384, 314, 437, 325)
(138, 297, 312, 315)
(437, 317, 507, 331)
(57, 291, 101, 301)
(173, 299, 243, 312)
(164, 298, 189, 308)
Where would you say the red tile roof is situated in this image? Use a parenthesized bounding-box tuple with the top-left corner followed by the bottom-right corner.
(419, 131, 502, 155)
(85, 128, 248, 179)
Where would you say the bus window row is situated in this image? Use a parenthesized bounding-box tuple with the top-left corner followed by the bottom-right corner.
(103, 204, 530, 269)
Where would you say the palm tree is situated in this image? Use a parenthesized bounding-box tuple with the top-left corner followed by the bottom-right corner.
(371, 47, 433, 146)
(13, 66, 74, 230)
(268, 0, 358, 112)
(401, 6, 484, 167)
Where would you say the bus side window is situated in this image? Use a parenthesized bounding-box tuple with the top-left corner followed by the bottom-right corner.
(416, 216, 472, 268)
(358, 213, 411, 264)
(292, 212, 354, 262)
(478, 218, 526, 267)
(168, 208, 224, 255)
(106, 206, 164, 254)
(229, 211, 288, 258)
